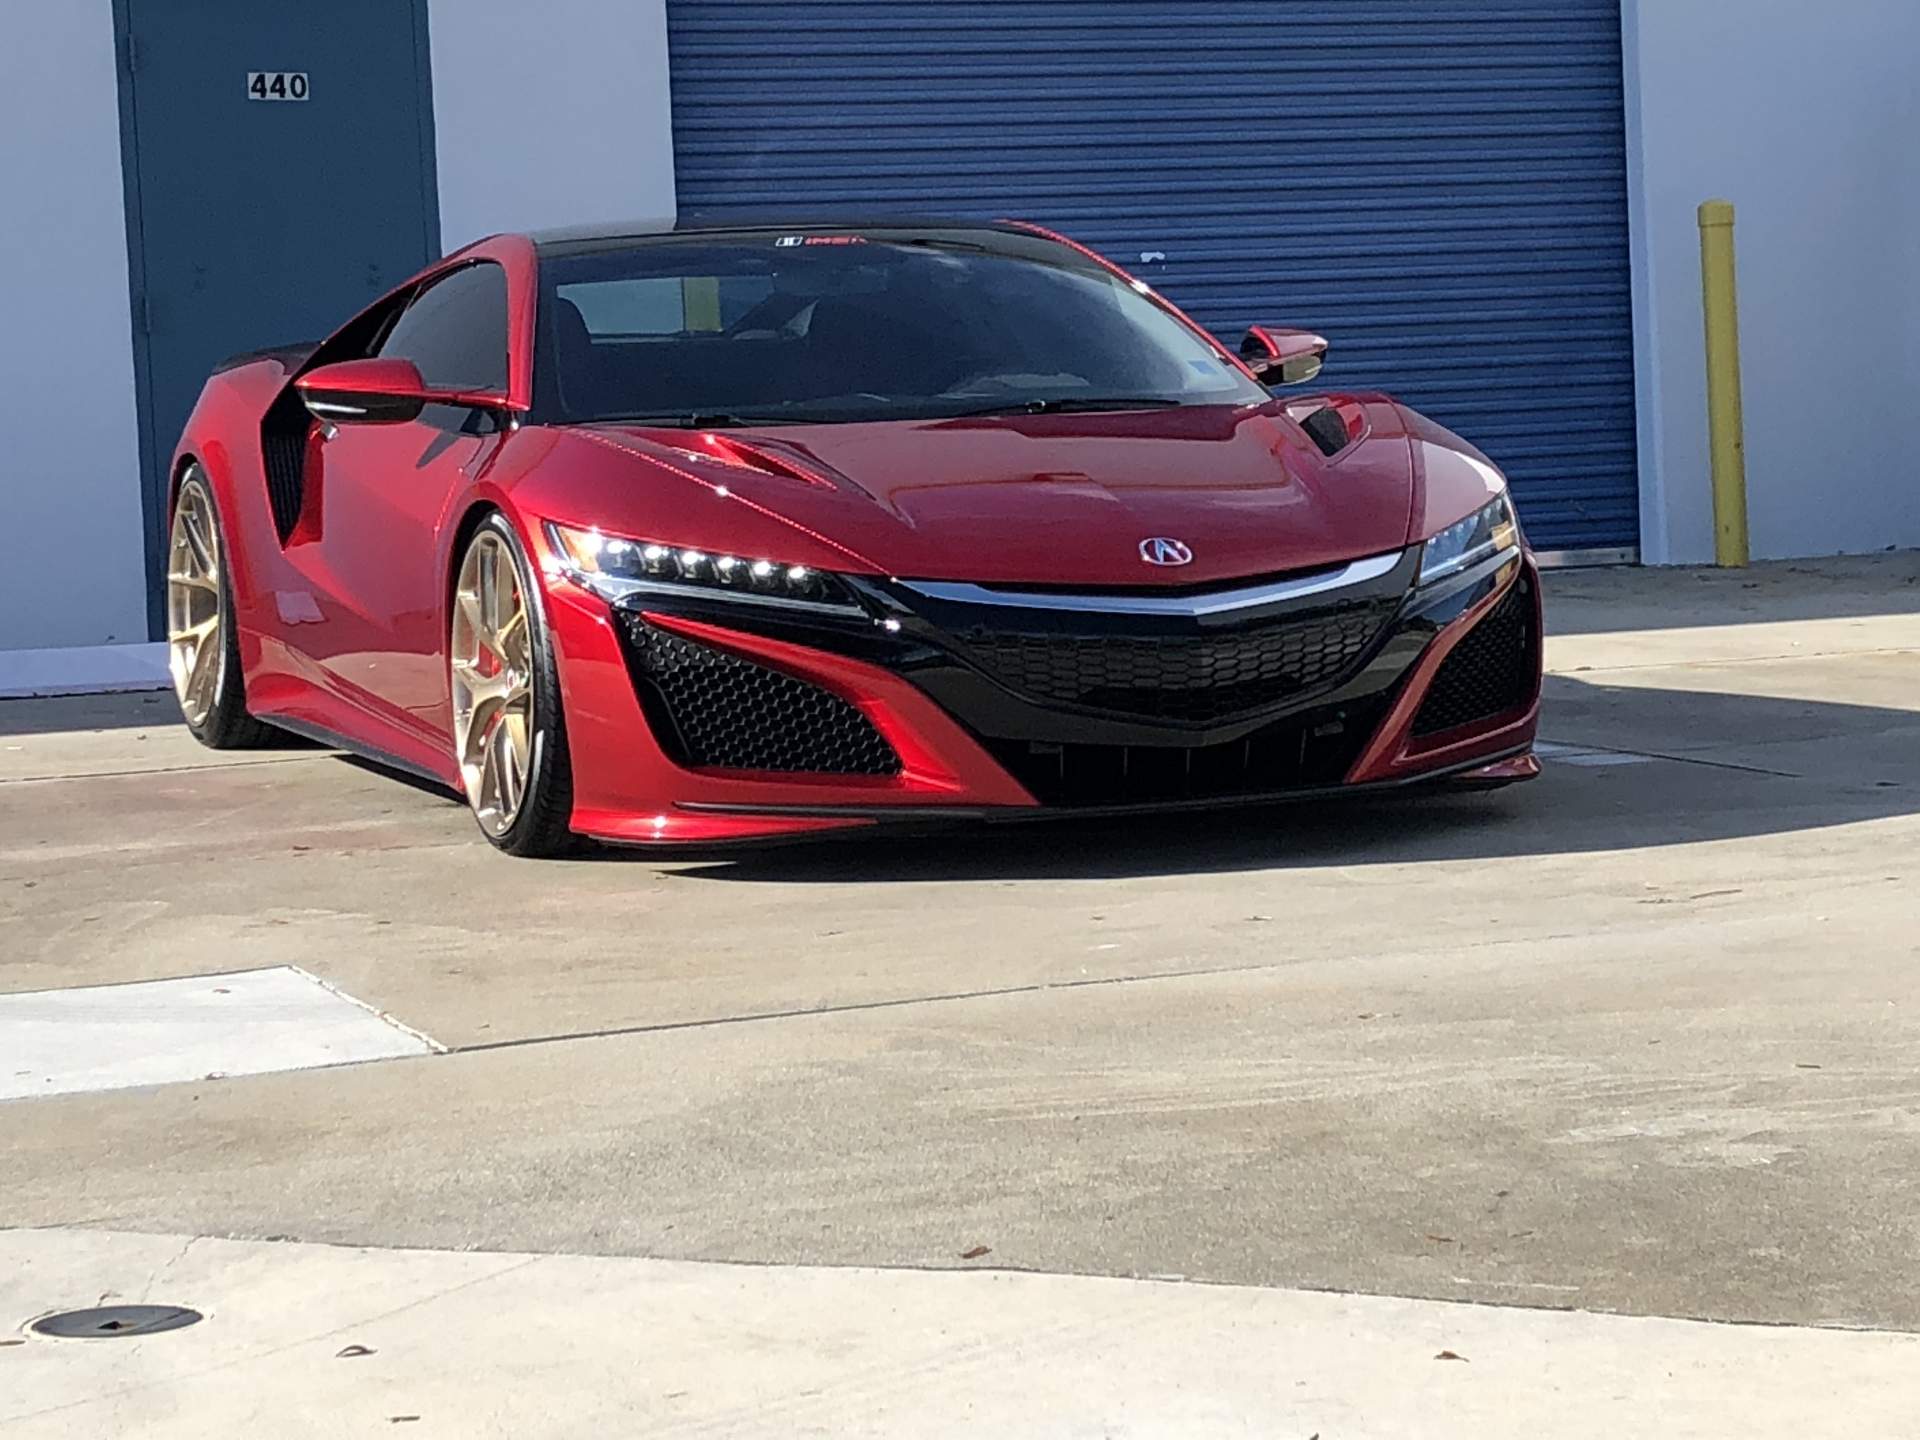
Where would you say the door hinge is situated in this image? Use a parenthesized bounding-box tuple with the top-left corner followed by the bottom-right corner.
(139, 295, 152, 333)
(124, 33, 137, 76)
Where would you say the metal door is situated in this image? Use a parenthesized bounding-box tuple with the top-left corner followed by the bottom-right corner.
(667, 0, 1639, 554)
(114, 0, 439, 631)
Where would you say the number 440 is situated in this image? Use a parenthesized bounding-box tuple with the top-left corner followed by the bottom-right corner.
(247, 72, 309, 102)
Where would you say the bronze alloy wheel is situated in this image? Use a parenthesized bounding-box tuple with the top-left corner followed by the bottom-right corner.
(166, 477, 226, 728)
(450, 527, 538, 838)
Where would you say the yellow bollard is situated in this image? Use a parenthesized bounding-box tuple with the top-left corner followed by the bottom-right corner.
(1697, 200, 1750, 567)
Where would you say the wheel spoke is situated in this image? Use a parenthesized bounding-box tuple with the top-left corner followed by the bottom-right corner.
(451, 531, 538, 839)
(167, 483, 228, 728)
(499, 570, 520, 645)
(494, 607, 528, 668)
(475, 719, 501, 816)
(186, 636, 219, 715)
(494, 721, 520, 815)
(182, 504, 217, 578)
(480, 544, 501, 634)
(456, 589, 487, 653)
(455, 667, 510, 712)
(463, 688, 505, 756)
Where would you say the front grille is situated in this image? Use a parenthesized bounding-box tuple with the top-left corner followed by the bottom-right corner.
(957, 607, 1390, 723)
(1412, 576, 1537, 737)
(986, 702, 1383, 807)
(619, 618, 901, 775)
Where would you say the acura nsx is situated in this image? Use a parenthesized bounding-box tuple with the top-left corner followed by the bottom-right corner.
(165, 220, 1541, 855)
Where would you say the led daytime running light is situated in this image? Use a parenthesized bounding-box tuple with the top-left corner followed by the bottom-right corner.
(547, 523, 859, 611)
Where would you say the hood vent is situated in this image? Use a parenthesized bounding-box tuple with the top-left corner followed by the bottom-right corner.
(1298, 405, 1353, 458)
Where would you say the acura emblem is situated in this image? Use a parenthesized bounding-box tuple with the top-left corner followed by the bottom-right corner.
(1139, 537, 1194, 567)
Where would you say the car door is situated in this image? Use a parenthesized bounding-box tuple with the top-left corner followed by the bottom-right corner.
(287, 261, 512, 749)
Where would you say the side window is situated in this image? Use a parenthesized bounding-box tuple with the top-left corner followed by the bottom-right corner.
(377, 262, 509, 391)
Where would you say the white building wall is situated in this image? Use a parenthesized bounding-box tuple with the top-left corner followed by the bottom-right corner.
(1623, 0, 1920, 563)
(0, 5, 151, 652)
(428, 0, 677, 251)
(6, 2, 1918, 679)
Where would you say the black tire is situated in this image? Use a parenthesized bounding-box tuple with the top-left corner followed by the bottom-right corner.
(453, 513, 578, 857)
(168, 468, 277, 750)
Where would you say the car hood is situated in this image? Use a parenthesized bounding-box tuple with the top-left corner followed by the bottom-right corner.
(581, 400, 1416, 588)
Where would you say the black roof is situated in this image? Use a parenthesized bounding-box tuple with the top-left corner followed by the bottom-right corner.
(528, 214, 1040, 255)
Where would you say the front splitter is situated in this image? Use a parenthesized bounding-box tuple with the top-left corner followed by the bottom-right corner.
(586, 742, 1538, 848)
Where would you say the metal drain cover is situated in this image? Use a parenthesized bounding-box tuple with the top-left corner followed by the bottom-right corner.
(30, 1305, 203, 1339)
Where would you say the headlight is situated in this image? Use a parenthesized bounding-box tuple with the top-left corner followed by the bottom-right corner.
(546, 523, 864, 614)
(1418, 491, 1519, 586)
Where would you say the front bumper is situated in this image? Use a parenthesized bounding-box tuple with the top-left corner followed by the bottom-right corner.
(544, 544, 1542, 845)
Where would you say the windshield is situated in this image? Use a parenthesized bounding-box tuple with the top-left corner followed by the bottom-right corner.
(532, 229, 1269, 426)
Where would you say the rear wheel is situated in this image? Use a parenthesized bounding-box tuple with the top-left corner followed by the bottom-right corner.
(167, 469, 274, 748)
(450, 515, 576, 856)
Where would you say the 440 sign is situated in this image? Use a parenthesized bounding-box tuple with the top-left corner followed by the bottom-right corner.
(246, 71, 309, 102)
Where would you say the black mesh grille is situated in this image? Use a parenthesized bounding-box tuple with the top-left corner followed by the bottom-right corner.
(986, 702, 1383, 807)
(620, 617, 901, 775)
(1412, 576, 1537, 737)
(957, 607, 1390, 723)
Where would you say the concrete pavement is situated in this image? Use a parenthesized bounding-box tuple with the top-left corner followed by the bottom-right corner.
(6, 1228, 1918, 1439)
(1, 554, 1917, 1431)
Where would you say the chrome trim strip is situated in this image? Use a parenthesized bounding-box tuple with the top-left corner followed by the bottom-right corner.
(897, 550, 1405, 617)
(574, 572, 867, 619)
(1416, 533, 1517, 587)
(1533, 547, 1638, 569)
(1405, 548, 1522, 613)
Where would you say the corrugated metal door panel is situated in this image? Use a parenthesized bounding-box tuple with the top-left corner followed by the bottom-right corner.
(667, 0, 1638, 550)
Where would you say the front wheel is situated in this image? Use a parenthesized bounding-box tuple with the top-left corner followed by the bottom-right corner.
(449, 515, 577, 857)
(167, 468, 275, 748)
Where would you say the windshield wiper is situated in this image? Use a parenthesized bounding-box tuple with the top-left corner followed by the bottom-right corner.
(943, 397, 1186, 418)
(597, 411, 821, 429)
(598, 397, 1186, 427)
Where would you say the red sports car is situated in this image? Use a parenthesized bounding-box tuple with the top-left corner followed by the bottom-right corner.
(165, 220, 1540, 855)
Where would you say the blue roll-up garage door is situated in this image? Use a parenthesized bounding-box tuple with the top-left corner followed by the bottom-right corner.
(667, 1, 1638, 553)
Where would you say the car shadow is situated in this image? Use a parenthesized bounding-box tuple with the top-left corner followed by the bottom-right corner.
(649, 676, 1918, 883)
(331, 751, 464, 803)
(11, 671, 1906, 882)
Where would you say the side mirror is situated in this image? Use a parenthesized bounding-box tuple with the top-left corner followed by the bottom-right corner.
(294, 358, 505, 425)
(1239, 326, 1328, 386)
